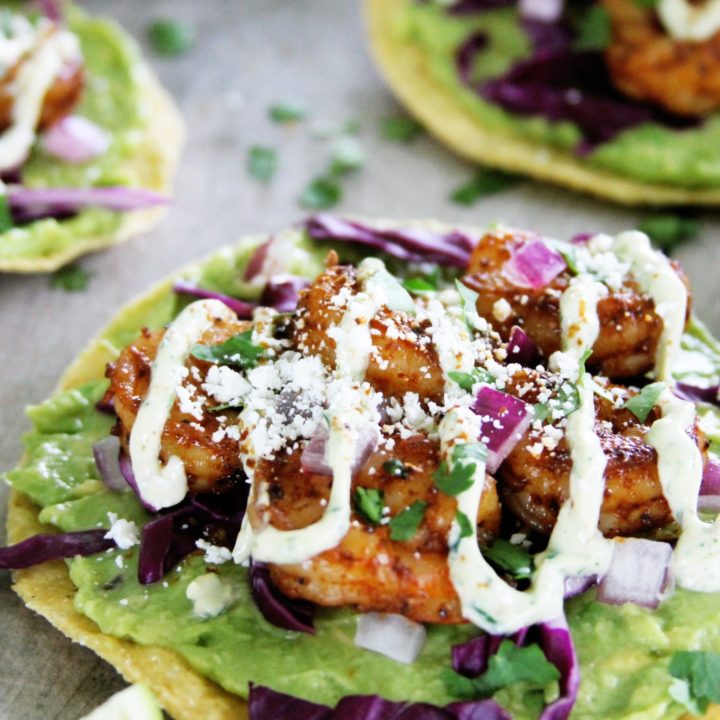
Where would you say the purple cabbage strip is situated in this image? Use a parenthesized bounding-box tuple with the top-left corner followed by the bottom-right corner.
(118, 452, 157, 512)
(247, 684, 511, 720)
(570, 232, 593, 245)
(0, 530, 114, 569)
(451, 616, 578, 720)
(305, 214, 475, 268)
(674, 381, 720, 407)
(520, 19, 573, 53)
(447, 0, 514, 14)
(456, 32, 489, 84)
(244, 238, 272, 281)
(249, 561, 315, 634)
(138, 512, 177, 584)
(259, 275, 310, 313)
(173, 280, 257, 318)
(38, 0, 63, 21)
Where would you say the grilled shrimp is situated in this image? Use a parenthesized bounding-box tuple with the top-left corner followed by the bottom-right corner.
(105, 317, 251, 494)
(292, 263, 445, 402)
(603, 0, 720, 116)
(0, 37, 84, 132)
(498, 370, 707, 537)
(254, 434, 501, 624)
(463, 228, 680, 380)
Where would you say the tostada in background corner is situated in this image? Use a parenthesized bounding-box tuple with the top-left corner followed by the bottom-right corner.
(366, 0, 720, 206)
(3, 214, 720, 718)
(0, 0, 184, 273)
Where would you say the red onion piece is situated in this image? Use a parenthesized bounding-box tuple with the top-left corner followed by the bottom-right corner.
(471, 387, 533, 473)
(0, 530, 114, 569)
(518, 0, 563, 23)
(93, 436, 126, 492)
(701, 459, 720, 495)
(249, 561, 315, 634)
(597, 538, 672, 609)
(244, 238, 272, 281)
(8, 186, 168, 215)
(173, 281, 257, 318)
(354, 612, 427, 664)
(301, 421, 379, 477)
(506, 325, 538, 366)
(501, 239, 567, 290)
(43, 116, 110, 163)
(38, 0, 62, 21)
(570, 232, 593, 245)
(674, 381, 720, 407)
(259, 274, 310, 313)
(563, 574, 596, 599)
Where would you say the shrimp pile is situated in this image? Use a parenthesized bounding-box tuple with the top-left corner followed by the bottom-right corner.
(106, 230, 706, 623)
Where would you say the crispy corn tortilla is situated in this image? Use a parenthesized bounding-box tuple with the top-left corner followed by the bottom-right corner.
(365, 0, 720, 207)
(5, 220, 720, 719)
(0, 60, 185, 274)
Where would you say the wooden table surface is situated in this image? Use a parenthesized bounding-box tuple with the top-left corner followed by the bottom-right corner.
(1, 1, 719, 717)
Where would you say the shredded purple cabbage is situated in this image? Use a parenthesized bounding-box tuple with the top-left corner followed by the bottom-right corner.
(248, 684, 511, 720)
(38, 0, 63, 22)
(259, 275, 310, 313)
(520, 19, 573, 52)
(0, 530, 114, 569)
(452, 615, 579, 720)
(249, 562, 315, 634)
(244, 239, 272, 281)
(118, 452, 157, 512)
(306, 215, 475, 268)
(137, 479, 248, 584)
(456, 32, 489, 84)
(173, 281, 257, 318)
(674, 381, 720, 407)
(447, 0, 514, 14)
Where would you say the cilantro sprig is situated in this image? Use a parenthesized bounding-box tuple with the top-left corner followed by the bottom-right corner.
(381, 115, 423, 142)
(51, 265, 90, 292)
(622, 382, 666, 423)
(448, 367, 494, 393)
(483, 539, 534, 579)
(434, 444, 487, 497)
(191, 330, 264, 368)
(248, 145, 277, 183)
(389, 501, 428, 542)
(147, 20, 195, 56)
(668, 651, 720, 714)
(639, 214, 699, 254)
(450, 168, 520, 206)
(383, 459, 410, 478)
(354, 487, 384, 525)
(444, 640, 560, 699)
(269, 103, 306, 124)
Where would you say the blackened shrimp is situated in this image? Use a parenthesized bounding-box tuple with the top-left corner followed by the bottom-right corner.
(105, 317, 251, 494)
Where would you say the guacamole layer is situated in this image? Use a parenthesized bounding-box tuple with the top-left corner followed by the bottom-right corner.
(0, 7, 151, 264)
(6, 232, 720, 719)
(398, 2, 720, 189)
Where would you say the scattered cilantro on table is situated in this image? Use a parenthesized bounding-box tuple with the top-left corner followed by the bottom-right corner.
(450, 168, 520, 205)
(247, 145, 277, 183)
(381, 115, 423, 142)
(50, 265, 90, 292)
(639, 214, 699, 253)
(147, 20, 194, 56)
(299, 176, 342, 210)
(269, 103, 306, 124)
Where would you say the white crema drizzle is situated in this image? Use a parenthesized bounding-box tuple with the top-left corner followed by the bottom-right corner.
(0, 20, 81, 171)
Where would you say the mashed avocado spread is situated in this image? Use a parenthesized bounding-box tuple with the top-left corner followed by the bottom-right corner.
(398, 1, 720, 189)
(6, 234, 720, 719)
(0, 6, 149, 263)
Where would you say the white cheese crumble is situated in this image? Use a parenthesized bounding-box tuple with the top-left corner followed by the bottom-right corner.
(492, 298, 513, 322)
(186, 573, 234, 618)
(104, 513, 139, 550)
(196, 539, 233, 565)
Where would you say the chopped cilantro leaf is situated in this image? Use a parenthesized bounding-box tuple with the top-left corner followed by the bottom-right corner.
(389, 501, 427, 541)
(574, 6, 611, 50)
(622, 382, 666, 423)
(434, 461, 476, 497)
(247, 145, 277, 183)
(383, 458, 410, 478)
(639, 214, 699, 254)
(0, 195, 13, 233)
(381, 115, 423, 142)
(456, 511, 474, 540)
(555, 244, 580, 275)
(533, 402, 551, 421)
(449, 367, 494, 392)
(147, 20, 194, 56)
(452, 442, 488, 465)
(50, 265, 90, 292)
(556, 381, 581, 417)
(268, 103, 306, 124)
(299, 176, 342, 210)
(450, 168, 520, 206)
(354, 487, 384, 525)
(330, 136, 364, 176)
(404, 277, 437, 294)
(668, 651, 720, 713)
(577, 347, 593, 381)
(444, 640, 560, 699)
(484, 539, 534, 579)
(455, 279, 481, 329)
(191, 330, 263, 368)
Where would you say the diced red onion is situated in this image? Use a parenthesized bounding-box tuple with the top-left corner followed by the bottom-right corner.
(506, 325, 538, 366)
(172, 281, 257, 318)
(0, 530, 114, 569)
(701, 459, 720, 495)
(244, 238, 272, 281)
(354, 612, 427, 664)
(305, 214, 475, 268)
(301, 421, 379, 477)
(43, 116, 110, 163)
(518, 0, 563, 23)
(674, 381, 720, 407)
(38, 0, 62, 21)
(249, 561, 315, 634)
(471, 387, 533, 473)
(8, 186, 168, 215)
(501, 239, 566, 290)
(597, 538, 672, 609)
(93, 436, 126, 492)
(259, 274, 309, 313)
(570, 232, 593, 245)
(563, 574, 596, 599)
